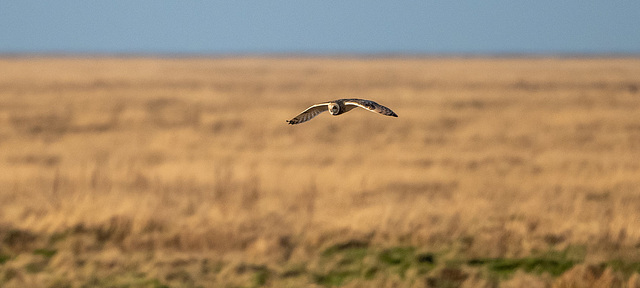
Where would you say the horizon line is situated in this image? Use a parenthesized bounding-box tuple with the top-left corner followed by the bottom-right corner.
(2, 51, 640, 59)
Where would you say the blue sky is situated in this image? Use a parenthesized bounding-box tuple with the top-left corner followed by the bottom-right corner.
(1, 1, 639, 55)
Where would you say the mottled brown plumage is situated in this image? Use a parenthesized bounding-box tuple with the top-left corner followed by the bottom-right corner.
(286, 99, 398, 125)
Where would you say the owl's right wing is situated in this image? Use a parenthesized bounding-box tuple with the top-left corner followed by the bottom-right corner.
(286, 103, 330, 125)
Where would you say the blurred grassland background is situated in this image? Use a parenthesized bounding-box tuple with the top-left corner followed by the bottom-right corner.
(1, 57, 640, 287)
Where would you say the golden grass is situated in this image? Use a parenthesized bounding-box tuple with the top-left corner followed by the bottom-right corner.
(1, 57, 640, 287)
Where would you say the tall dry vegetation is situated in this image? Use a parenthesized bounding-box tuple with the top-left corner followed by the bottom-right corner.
(0, 57, 640, 287)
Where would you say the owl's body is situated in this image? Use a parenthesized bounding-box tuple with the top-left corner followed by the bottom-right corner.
(286, 99, 398, 125)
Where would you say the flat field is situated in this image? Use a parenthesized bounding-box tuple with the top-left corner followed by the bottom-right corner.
(1, 57, 640, 287)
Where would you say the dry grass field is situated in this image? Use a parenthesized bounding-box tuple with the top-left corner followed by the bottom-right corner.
(1, 57, 640, 287)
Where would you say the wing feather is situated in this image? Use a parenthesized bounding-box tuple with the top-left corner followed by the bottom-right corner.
(286, 103, 330, 125)
(343, 99, 398, 117)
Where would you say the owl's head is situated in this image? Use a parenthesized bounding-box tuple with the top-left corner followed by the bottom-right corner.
(328, 103, 340, 115)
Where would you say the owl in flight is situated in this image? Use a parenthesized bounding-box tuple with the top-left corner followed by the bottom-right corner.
(286, 99, 398, 125)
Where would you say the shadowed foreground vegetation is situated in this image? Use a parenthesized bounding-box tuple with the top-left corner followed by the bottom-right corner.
(1, 57, 640, 287)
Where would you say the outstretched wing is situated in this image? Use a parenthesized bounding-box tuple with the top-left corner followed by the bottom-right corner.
(344, 99, 398, 117)
(286, 103, 330, 125)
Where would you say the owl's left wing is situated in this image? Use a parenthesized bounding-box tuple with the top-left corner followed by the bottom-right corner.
(344, 99, 398, 117)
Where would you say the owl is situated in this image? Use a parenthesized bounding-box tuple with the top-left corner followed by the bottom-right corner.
(286, 99, 398, 125)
